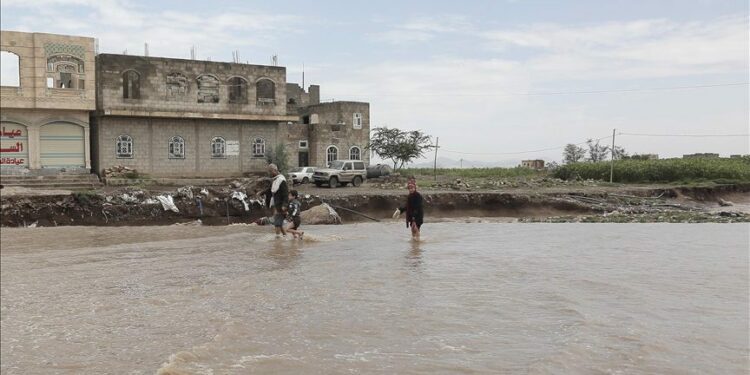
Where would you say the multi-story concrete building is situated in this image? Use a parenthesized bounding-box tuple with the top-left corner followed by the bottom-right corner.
(1, 30, 371, 179)
(91, 54, 370, 178)
(284, 84, 370, 168)
(91, 53, 300, 177)
(0, 31, 96, 174)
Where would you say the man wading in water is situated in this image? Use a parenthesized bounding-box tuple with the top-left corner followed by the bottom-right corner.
(266, 163, 289, 238)
(393, 178, 424, 240)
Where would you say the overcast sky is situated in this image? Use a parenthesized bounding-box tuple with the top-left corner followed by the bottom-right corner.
(2, 0, 748, 164)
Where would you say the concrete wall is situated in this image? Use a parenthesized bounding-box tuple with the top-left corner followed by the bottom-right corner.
(95, 54, 293, 121)
(93, 117, 282, 176)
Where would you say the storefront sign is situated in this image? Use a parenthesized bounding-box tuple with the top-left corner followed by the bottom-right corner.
(0, 125, 28, 167)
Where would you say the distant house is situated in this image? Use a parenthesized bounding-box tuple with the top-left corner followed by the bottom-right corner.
(521, 159, 544, 169)
(628, 153, 659, 160)
(683, 153, 719, 159)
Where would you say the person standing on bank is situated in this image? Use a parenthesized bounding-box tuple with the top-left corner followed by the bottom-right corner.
(267, 163, 289, 237)
(393, 179, 424, 240)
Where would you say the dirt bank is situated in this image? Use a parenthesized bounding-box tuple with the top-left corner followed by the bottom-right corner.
(1, 182, 749, 227)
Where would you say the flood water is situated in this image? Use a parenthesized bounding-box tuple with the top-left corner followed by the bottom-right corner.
(1, 223, 748, 374)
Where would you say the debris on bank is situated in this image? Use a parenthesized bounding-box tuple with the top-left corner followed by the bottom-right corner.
(0, 179, 327, 227)
(1, 179, 748, 227)
(103, 165, 139, 179)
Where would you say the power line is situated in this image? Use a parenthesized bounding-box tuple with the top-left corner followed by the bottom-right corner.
(619, 132, 749, 137)
(328, 82, 749, 98)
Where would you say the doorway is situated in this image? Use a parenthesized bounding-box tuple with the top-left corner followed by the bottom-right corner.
(298, 151, 309, 167)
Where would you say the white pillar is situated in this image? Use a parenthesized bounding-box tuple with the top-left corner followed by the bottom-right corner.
(27, 125, 41, 170)
(83, 124, 91, 170)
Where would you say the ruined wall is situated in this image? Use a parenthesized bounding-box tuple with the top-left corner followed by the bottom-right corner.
(285, 84, 320, 108)
(95, 54, 292, 120)
(94, 117, 281, 177)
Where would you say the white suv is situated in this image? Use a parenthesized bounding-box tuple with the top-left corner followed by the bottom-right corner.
(288, 167, 315, 184)
(313, 160, 367, 188)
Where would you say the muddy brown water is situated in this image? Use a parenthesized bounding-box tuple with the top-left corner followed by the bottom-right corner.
(1, 223, 748, 374)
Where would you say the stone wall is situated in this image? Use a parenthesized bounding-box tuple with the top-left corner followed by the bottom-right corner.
(96, 54, 294, 120)
(93, 117, 281, 177)
(301, 101, 370, 167)
(279, 123, 311, 168)
(285, 83, 320, 114)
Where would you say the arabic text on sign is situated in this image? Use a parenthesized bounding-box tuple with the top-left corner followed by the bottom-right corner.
(0, 142, 24, 153)
(1, 127, 23, 138)
(0, 157, 26, 165)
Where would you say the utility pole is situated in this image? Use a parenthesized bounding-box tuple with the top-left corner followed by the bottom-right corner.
(433, 137, 439, 181)
(460, 158, 463, 168)
(610, 128, 616, 183)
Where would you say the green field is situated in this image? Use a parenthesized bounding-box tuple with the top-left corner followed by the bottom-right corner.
(553, 157, 750, 183)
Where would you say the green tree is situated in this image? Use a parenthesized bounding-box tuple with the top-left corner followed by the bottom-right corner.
(586, 139, 609, 162)
(611, 146, 628, 160)
(562, 144, 586, 164)
(367, 127, 434, 170)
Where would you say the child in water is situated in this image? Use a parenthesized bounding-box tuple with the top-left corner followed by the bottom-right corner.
(393, 179, 424, 240)
(286, 190, 304, 239)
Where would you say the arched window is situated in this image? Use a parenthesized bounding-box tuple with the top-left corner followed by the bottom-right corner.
(168, 136, 185, 159)
(252, 137, 265, 157)
(349, 146, 361, 160)
(123, 70, 140, 99)
(327, 146, 338, 165)
(256, 78, 275, 105)
(166, 72, 188, 98)
(228, 77, 247, 103)
(1, 51, 20, 87)
(47, 55, 84, 89)
(197, 75, 219, 103)
(211, 136, 226, 158)
(116, 135, 133, 158)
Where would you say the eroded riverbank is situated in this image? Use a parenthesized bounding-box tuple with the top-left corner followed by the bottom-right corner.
(1, 182, 749, 226)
